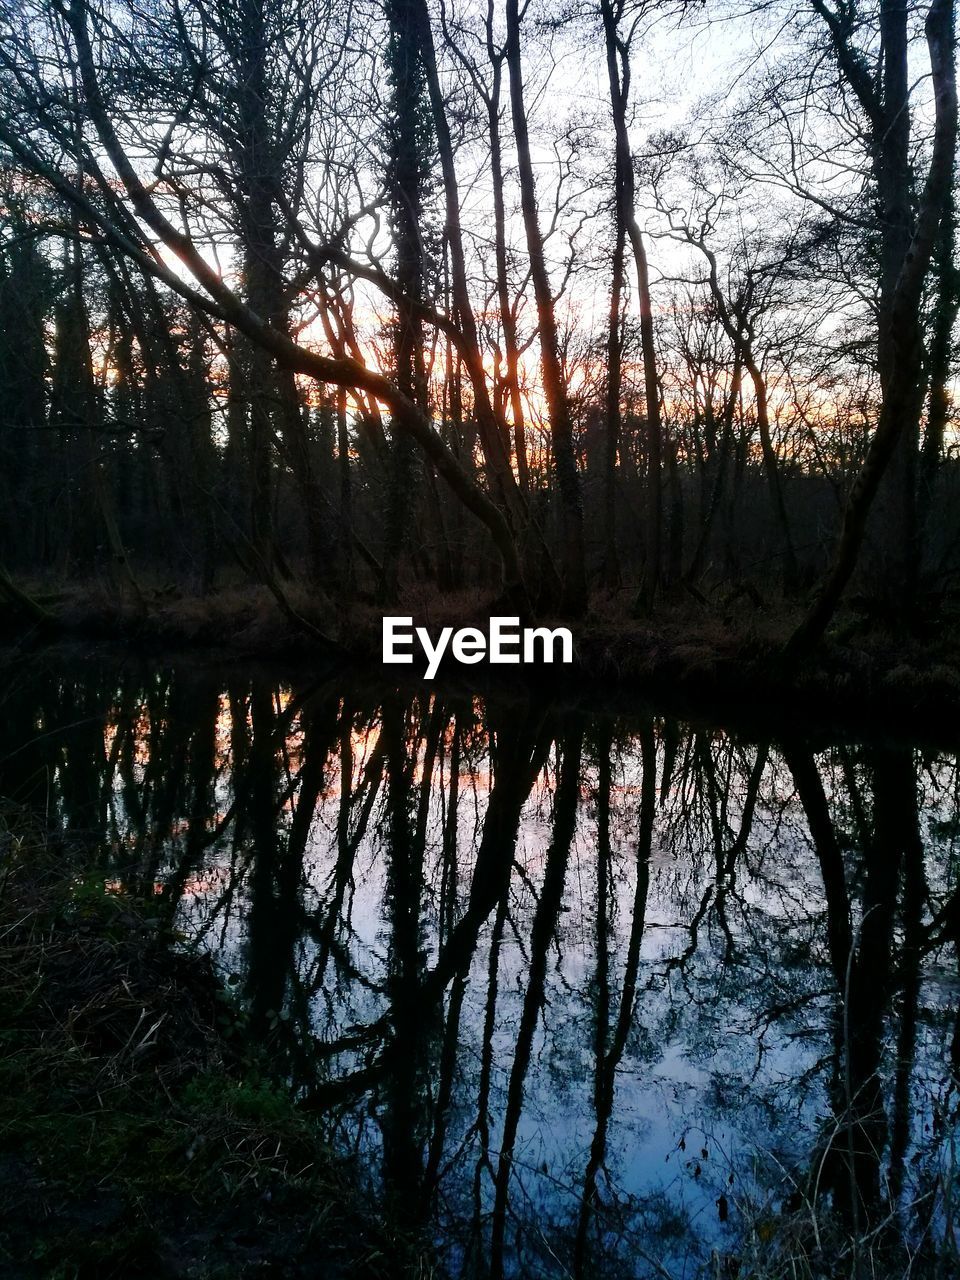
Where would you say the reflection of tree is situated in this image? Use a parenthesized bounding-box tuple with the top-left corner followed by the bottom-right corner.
(574, 719, 654, 1277)
(377, 694, 427, 1219)
(306, 695, 384, 991)
(4, 655, 959, 1276)
(664, 737, 771, 977)
(784, 741, 952, 1267)
(490, 720, 582, 1280)
(150, 671, 220, 917)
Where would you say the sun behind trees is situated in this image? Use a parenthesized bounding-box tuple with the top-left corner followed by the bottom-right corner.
(0, 0, 956, 650)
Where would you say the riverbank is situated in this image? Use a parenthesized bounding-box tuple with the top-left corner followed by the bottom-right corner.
(0, 807, 427, 1279)
(4, 578, 960, 742)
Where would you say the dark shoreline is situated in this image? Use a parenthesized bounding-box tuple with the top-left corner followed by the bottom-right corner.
(4, 585, 960, 748)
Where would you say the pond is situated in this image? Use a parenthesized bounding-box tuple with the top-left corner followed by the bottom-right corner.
(1, 648, 958, 1278)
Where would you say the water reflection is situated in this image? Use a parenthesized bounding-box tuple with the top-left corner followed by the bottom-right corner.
(2, 652, 959, 1276)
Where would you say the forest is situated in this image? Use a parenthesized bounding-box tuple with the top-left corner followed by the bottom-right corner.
(2, 5, 960, 1277)
(0, 0, 956, 665)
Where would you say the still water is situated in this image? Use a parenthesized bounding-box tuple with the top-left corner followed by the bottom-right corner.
(2, 649, 958, 1277)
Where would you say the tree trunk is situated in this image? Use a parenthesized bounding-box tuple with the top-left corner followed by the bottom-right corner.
(791, 0, 958, 652)
(504, 0, 586, 615)
(599, 0, 663, 607)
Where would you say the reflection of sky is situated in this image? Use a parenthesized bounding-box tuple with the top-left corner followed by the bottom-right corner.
(93, 692, 960, 1278)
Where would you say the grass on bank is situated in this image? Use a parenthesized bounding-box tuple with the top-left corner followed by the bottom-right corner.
(0, 806, 428, 1280)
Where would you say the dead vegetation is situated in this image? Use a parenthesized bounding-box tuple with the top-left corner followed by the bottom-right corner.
(0, 805, 429, 1279)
